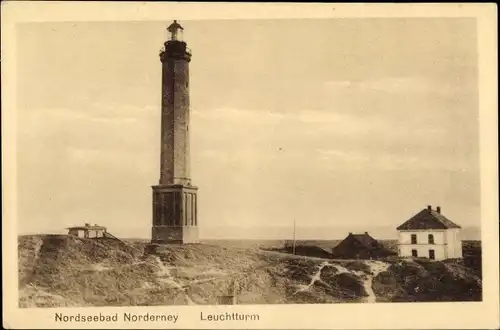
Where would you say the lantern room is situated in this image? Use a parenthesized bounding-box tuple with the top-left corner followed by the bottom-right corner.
(167, 20, 184, 41)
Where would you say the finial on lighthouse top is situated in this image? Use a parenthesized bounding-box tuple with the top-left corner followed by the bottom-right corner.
(167, 20, 184, 41)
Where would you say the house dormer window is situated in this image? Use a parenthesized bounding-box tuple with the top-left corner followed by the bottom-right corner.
(428, 234, 435, 244)
(411, 234, 417, 244)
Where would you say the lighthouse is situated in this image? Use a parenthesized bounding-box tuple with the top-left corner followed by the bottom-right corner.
(151, 20, 199, 244)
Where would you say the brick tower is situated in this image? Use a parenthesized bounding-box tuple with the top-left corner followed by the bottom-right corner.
(151, 20, 199, 244)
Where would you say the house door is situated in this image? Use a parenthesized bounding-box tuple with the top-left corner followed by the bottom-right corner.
(429, 249, 435, 260)
(411, 249, 418, 257)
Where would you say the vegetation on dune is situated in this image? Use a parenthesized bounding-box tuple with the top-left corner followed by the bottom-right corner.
(372, 258, 482, 302)
(18, 235, 482, 308)
(18, 235, 44, 286)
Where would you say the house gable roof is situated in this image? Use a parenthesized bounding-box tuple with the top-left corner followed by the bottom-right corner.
(334, 232, 381, 251)
(397, 208, 461, 230)
(350, 233, 380, 248)
(331, 232, 396, 258)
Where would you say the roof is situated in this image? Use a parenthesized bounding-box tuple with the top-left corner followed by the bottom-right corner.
(167, 20, 184, 32)
(332, 232, 393, 257)
(67, 226, 107, 230)
(397, 208, 461, 230)
(334, 232, 381, 250)
(349, 233, 380, 248)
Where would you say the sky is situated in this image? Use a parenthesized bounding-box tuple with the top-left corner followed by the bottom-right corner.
(16, 18, 480, 239)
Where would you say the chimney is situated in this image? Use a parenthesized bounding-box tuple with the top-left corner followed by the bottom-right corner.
(85, 223, 90, 227)
(427, 205, 432, 211)
(436, 206, 441, 214)
(365, 232, 368, 235)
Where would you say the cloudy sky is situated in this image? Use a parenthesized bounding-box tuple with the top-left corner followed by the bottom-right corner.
(16, 18, 480, 239)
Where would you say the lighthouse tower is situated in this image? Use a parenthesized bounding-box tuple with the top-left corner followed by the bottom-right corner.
(151, 20, 199, 244)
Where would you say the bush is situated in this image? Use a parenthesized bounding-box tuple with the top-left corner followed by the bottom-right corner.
(324, 273, 367, 299)
(372, 258, 482, 303)
(345, 261, 371, 274)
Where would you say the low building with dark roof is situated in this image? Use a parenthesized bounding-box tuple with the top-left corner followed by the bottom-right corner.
(67, 223, 107, 239)
(331, 232, 395, 260)
(397, 205, 463, 260)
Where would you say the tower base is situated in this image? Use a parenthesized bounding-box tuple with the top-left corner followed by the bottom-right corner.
(151, 226, 199, 244)
(151, 184, 199, 244)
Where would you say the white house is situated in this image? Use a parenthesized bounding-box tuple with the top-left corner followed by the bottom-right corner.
(397, 205, 463, 261)
(67, 223, 107, 239)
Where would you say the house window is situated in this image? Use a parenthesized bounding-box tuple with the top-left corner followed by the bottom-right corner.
(411, 234, 417, 244)
(411, 249, 418, 257)
(428, 234, 435, 244)
(429, 249, 435, 260)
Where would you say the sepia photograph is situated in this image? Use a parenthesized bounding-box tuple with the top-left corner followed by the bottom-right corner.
(2, 2, 498, 329)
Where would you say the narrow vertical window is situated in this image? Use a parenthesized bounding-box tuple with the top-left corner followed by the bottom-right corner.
(191, 194, 195, 226)
(163, 193, 171, 226)
(428, 234, 434, 244)
(153, 193, 157, 225)
(184, 193, 188, 226)
(411, 234, 417, 244)
(154, 193, 160, 226)
(429, 249, 435, 260)
(194, 194, 197, 226)
(176, 192, 181, 226)
(172, 192, 177, 226)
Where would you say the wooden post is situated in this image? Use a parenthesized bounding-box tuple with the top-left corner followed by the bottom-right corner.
(232, 279, 238, 305)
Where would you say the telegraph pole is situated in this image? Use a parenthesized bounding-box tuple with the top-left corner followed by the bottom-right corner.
(292, 218, 296, 255)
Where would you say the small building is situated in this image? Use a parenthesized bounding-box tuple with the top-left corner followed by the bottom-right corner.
(397, 205, 462, 261)
(218, 279, 238, 305)
(332, 232, 395, 259)
(67, 223, 107, 239)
